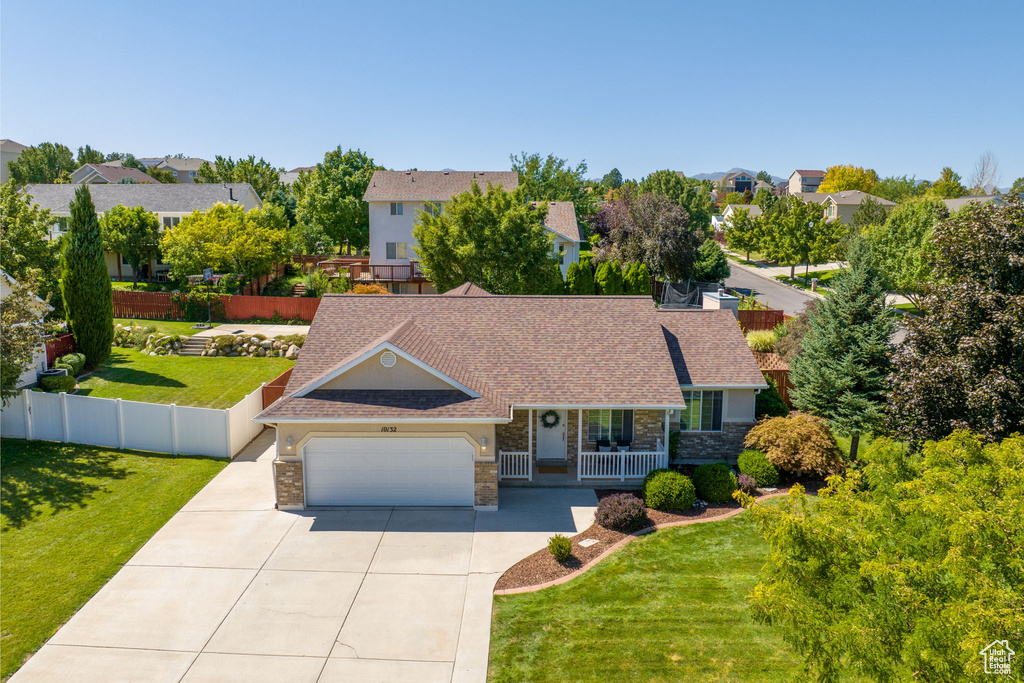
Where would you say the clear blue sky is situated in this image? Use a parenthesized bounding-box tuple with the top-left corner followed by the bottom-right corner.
(3, 0, 1022, 184)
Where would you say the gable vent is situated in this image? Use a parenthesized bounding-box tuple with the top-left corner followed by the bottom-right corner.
(380, 351, 397, 368)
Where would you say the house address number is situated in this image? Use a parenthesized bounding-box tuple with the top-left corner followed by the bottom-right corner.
(380, 426, 397, 432)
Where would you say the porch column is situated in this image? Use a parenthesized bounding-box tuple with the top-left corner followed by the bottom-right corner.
(528, 408, 533, 464)
(664, 409, 671, 468)
(577, 409, 583, 481)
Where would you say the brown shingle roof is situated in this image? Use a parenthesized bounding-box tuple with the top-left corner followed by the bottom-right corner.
(77, 164, 160, 184)
(793, 169, 825, 177)
(441, 282, 492, 296)
(658, 310, 767, 387)
(257, 293, 767, 422)
(529, 201, 583, 242)
(363, 170, 519, 201)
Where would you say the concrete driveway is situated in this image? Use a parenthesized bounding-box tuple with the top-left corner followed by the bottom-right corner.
(13, 431, 596, 683)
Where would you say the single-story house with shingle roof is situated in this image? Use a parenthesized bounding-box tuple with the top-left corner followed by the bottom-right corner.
(793, 190, 895, 224)
(360, 170, 584, 292)
(23, 183, 261, 280)
(255, 285, 766, 510)
(69, 163, 160, 185)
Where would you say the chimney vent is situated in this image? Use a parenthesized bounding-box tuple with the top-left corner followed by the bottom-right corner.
(228, 187, 236, 201)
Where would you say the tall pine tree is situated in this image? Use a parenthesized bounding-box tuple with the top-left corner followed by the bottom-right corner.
(790, 238, 894, 459)
(61, 186, 113, 369)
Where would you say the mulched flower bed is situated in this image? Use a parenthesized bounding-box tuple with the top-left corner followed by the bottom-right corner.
(495, 487, 787, 592)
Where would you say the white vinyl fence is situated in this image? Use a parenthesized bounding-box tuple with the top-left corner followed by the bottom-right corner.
(0, 386, 265, 458)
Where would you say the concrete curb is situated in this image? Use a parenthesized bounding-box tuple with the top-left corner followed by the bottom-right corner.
(725, 255, 827, 300)
(493, 490, 789, 595)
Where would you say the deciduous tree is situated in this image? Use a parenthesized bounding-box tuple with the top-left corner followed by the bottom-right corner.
(412, 183, 558, 294)
(588, 187, 704, 281)
(739, 431, 1024, 682)
(926, 166, 968, 199)
(724, 207, 760, 261)
(100, 205, 160, 286)
(871, 174, 929, 202)
(862, 198, 946, 308)
(886, 195, 1024, 443)
(967, 151, 1000, 195)
(294, 147, 380, 254)
(638, 170, 714, 230)
(510, 152, 595, 216)
(818, 164, 879, 193)
(60, 186, 113, 368)
(197, 155, 283, 202)
(850, 197, 891, 230)
(76, 145, 105, 166)
(0, 183, 61, 316)
(0, 274, 47, 405)
(7, 142, 76, 185)
(790, 239, 895, 459)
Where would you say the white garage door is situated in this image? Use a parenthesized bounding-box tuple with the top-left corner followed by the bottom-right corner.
(303, 436, 475, 506)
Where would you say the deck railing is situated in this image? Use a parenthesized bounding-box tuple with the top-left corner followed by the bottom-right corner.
(578, 440, 666, 481)
(498, 451, 532, 481)
(348, 262, 427, 283)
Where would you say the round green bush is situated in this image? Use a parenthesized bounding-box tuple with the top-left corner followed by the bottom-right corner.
(53, 352, 86, 376)
(642, 470, 696, 511)
(737, 449, 780, 487)
(41, 375, 76, 393)
(548, 534, 572, 562)
(692, 463, 738, 504)
(595, 493, 648, 532)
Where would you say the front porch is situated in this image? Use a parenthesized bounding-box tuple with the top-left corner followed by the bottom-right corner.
(496, 408, 671, 487)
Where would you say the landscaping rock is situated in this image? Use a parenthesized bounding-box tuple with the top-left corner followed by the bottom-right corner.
(285, 344, 300, 360)
(261, 339, 273, 349)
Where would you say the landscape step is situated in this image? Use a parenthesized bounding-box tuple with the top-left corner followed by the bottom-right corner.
(179, 337, 208, 356)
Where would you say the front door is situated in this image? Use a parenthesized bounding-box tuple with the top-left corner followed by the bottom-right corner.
(536, 410, 567, 461)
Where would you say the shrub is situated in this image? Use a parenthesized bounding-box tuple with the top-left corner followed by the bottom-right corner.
(595, 493, 648, 532)
(643, 470, 697, 511)
(352, 283, 389, 294)
(737, 473, 758, 494)
(41, 375, 76, 393)
(547, 534, 572, 562)
(302, 270, 331, 298)
(756, 376, 790, 418)
(52, 352, 86, 376)
(692, 463, 738, 504)
(744, 413, 844, 476)
(172, 290, 226, 322)
(746, 329, 777, 352)
(274, 334, 305, 348)
(737, 449, 780, 487)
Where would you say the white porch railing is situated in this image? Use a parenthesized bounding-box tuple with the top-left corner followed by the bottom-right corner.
(578, 439, 667, 481)
(498, 451, 532, 481)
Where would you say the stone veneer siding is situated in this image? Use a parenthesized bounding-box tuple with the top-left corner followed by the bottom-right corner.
(275, 460, 304, 507)
(672, 422, 751, 462)
(475, 460, 498, 506)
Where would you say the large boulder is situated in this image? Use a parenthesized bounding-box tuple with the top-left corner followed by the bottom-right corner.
(285, 344, 300, 360)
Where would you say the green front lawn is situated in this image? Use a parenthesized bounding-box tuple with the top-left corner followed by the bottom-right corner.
(113, 318, 217, 337)
(893, 302, 922, 316)
(0, 439, 226, 679)
(77, 348, 292, 408)
(110, 281, 177, 292)
(490, 507, 852, 683)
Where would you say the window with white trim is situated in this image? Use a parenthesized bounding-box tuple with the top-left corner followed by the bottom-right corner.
(385, 242, 408, 260)
(56, 217, 70, 233)
(424, 201, 442, 217)
(588, 409, 634, 442)
(680, 390, 723, 431)
(390, 202, 404, 215)
(162, 216, 181, 229)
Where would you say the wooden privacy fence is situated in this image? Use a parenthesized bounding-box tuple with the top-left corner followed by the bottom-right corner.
(752, 351, 794, 407)
(738, 308, 787, 332)
(112, 290, 321, 322)
(261, 368, 292, 409)
(45, 334, 76, 364)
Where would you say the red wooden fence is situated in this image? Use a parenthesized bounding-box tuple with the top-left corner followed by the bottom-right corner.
(738, 308, 787, 332)
(45, 334, 76, 364)
(112, 290, 321, 322)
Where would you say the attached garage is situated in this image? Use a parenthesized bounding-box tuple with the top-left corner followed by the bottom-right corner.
(303, 436, 475, 506)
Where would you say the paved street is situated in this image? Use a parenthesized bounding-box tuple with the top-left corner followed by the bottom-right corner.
(725, 265, 818, 315)
(13, 432, 598, 683)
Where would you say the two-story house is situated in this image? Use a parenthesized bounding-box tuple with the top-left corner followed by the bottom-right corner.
(361, 170, 584, 293)
(788, 169, 826, 194)
(1, 139, 28, 184)
(138, 157, 209, 183)
(23, 183, 261, 280)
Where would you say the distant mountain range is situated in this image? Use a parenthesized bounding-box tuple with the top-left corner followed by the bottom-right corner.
(691, 167, 787, 185)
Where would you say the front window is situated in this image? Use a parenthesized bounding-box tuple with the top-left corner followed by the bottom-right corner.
(56, 217, 70, 233)
(385, 242, 408, 260)
(588, 409, 634, 442)
(390, 202, 404, 216)
(162, 216, 181, 229)
(424, 201, 442, 217)
(681, 390, 723, 431)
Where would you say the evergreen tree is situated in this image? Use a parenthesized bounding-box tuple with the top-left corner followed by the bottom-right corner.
(633, 263, 651, 295)
(565, 262, 583, 294)
(60, 186, 113, 369)
(604, 261, 624, 294)
(622, 262, 637, 294)
(577, 260, 595, 294)
(593, 261, 611, 294)
(692, 238, 731, 283)
(790, 238, 895, 459)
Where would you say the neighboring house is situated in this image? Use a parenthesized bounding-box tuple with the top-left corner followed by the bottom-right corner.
(69, 163, 160, 185)
(0, 270, 52, 388)
(753, 179, 775, 194)
(256, 286, 766, 510)
(362, 170, 526, 293)
(794, 190, 895, 224)
(721, 203, 763, 224)
(138, 157, 209, 183)
(528, 201, 584, 277)
(717, 171, 757, 194)
(788, 169, 825, 194)
(1, 139, 28, 184)
(940, 195, 1006, 212)
(23, 183, 262, 280)
(279, 166, 314, 186)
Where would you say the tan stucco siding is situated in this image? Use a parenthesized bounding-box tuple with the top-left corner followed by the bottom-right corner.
(724, 389, 756, 422)
(317, 352, 457, 392)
